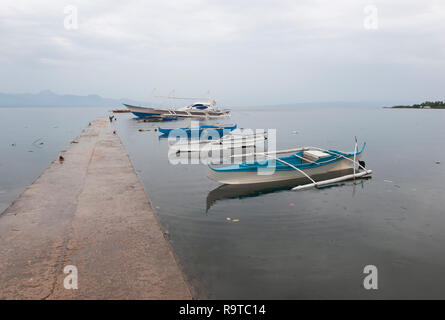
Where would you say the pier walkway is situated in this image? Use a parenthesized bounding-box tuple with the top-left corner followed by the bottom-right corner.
(0, 119, 191, 299)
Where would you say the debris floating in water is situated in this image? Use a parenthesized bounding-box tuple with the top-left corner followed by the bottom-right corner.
(289, 203, 295, 207)
(384, 180, 393, 183)
(436, 161, 441, 164)
(31, 138, 45, 148)
(226, 217, 231, 221)
(292, 130, 299, 134)
(232, 219, 240, 223)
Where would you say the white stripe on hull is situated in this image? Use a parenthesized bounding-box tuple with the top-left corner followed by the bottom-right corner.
(207, 157, 358, 185)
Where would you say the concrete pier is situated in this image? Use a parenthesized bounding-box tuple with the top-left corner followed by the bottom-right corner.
(0, 119, 191, 299)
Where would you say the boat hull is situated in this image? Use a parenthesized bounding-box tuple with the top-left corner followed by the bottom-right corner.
(173, 136, 266, 152)
(207, 156, 359, 185)
(124, 104, 230, 119)
(159, 125, 237, 137)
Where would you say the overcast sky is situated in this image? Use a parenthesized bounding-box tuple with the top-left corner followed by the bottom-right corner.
(1, 0, 444, 106)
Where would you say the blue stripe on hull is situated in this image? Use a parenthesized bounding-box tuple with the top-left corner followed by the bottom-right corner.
(159, 126, 236, 137)
(159, 128, 228, 137)
(131, 111, 161, 118)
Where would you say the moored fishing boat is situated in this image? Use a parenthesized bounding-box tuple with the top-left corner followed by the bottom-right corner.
(159, 124, 237, 137)
(207, 143, 372, 189)
(171, 132, 267, 153)
(124, 101, 230, 119)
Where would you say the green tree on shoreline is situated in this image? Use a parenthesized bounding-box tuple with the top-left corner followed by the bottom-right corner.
(392, 101, 445, 109)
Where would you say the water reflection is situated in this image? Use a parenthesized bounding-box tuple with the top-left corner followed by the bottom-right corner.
(116, 107, 445, 299)
(206, 169, 372, 213)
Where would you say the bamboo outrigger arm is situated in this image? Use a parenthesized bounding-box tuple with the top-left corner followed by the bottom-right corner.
(292, 144, 372, 191)
(266, 155, 316, 184)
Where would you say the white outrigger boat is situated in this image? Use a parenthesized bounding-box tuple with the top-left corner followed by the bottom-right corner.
(171, 132, 267, 153)
(207, 142, 372, 190)
(124, 101, 230, 119)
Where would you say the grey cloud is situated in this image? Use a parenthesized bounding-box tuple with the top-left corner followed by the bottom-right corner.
(0, 0, 444, 106)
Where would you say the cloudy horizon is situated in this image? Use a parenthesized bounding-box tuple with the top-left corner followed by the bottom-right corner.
(1, 0, 444, 106)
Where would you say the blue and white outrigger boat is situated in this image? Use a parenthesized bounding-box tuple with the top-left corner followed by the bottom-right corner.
(159, 124, 237, 137)
(207, 142, 372, 190)
(124, 101, 230, 119)
(171, 131, 267, 153)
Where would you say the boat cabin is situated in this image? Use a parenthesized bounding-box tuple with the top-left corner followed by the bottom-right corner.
(188, 102, 212, 110)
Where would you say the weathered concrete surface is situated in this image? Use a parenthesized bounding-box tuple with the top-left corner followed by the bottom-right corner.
(0, 119, 191, 299)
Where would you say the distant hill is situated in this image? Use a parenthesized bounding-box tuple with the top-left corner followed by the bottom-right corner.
(0, 90, 151, 108)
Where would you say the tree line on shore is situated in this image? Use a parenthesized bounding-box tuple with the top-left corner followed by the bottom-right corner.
(392, 101, 445, 109)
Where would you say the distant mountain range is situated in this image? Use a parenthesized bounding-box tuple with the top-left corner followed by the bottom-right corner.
(0, 90, 150, 108)
(0, 90, 418, 109)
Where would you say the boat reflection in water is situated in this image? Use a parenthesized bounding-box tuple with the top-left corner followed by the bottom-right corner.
(206, 169, 371, 213)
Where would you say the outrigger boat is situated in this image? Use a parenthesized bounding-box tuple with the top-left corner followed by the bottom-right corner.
(124, 101, 230, 119)
(171, 132, 267, 153)
(159, 124, 237, 137)
(207, 142, 372, 190)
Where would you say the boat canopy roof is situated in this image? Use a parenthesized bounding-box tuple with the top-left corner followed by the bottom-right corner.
(189, 102, 212, 109)
(175, 101, 215, 111)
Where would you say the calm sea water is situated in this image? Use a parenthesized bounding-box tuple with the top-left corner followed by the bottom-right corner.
(0, 107, 109, 213)
(2, 106, 445, 299)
